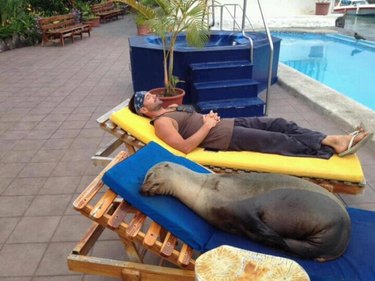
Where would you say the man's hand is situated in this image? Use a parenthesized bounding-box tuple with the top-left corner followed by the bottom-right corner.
(203, 110, 221, 129)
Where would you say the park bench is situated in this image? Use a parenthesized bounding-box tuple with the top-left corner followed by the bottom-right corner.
(91, 1, 124, 22)
(39, 14, 91, 47)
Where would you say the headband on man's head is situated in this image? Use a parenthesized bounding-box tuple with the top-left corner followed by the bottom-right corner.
(134, 91, 147, 114)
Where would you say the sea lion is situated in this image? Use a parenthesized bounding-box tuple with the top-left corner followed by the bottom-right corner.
(141, 162, 351, 261)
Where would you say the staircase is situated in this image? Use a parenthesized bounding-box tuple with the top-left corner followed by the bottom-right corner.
(189, 60, 265, 117)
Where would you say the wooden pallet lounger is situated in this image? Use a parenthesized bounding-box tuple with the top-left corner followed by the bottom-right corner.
(94, 101, 366, 194)
(68, 142, 375, 280)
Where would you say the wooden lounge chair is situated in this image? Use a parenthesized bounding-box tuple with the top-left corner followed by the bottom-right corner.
(94, 100, 366, 195)
(68, 142, 375, 280)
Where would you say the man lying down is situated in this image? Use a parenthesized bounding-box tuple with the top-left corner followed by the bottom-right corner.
(129, 91, 372, 158)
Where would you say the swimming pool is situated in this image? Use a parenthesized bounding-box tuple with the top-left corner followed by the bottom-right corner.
(273, 32, 375, 110)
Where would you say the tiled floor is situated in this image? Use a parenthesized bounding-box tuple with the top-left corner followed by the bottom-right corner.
(0, 15, 374, 281)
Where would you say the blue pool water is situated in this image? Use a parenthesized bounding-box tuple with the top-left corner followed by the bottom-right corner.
(273, 32, 375, 110)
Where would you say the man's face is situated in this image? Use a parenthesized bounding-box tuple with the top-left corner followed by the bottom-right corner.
(141, 93, 163, 115)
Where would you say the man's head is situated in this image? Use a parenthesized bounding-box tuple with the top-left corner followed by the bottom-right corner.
(129, 91, 163, 117)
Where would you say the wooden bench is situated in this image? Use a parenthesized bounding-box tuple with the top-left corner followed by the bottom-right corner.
(91, 1, 124, 22)
(39, 14, 91, 47)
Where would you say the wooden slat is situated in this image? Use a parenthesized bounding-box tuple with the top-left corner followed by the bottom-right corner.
(177, 244, 193, 267)
(73, 151, 128, 210)
(72, 222, 105, 255)
(67, 254, 195, 281)
(108, 200, 129, 229)
(73, 180, 104, 210)
(160, 233, 177, 257)
(126, 212, 147, 238)
(143, 222, 161, 247)
(90, 189, 117, 219)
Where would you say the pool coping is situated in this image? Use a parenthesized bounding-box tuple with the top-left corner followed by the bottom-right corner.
(277, 63, 375, 150)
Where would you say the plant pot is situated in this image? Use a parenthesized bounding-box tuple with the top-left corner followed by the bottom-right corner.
(149, 87, 185, 108)
(315, 2, 330, 15)
(84, 17, 100, 28)
(137, 24, 151, 35)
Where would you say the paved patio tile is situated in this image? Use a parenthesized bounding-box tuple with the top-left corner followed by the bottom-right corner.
(18, 162, 57, 178)
(77, 128, 104, 139)
(0, 163, 25, 178)
(25, 129, 56, 140)
(0, 243, 47, 276)
(35, 242, 79, 276)
(83, 275, 118, 281)
(69, 137, 101, 150)
(28, 107, 54, 115)
(20, 114, 47, 122)
(3, 178, 46, 196)
(51, 129, 81, 139)
(1, 150, 37, 164)
(11, 122, 38, 131)
(25, 194, 72, 216)
(59, 120, 89, 130)
(0, 218, 19, 244)
(52, 160, 91, 177)
(7, 216, 60, 243)
(1, 130, 31, 140)
(12, 139, 45, 151)
(61, 149, 97, 162)
(33, 276, 82, 281)
(0, 277, 32, 281)
(0, 196, 34, 217)
(31, 149, 66, 163)
(65, 113, 92, 122)
(0, 178, 13, 194)
(38, 176, 81, 195)
(33, 121, 62, 130)
(42, 138, 74, 150)
(52, 215, 93, 242)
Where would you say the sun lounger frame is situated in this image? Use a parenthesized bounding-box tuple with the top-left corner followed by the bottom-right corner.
(93, 101, 364, 195)
(67, 151, 196, 280)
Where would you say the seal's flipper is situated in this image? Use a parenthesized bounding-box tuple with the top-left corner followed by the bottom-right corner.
(213, 203, 288, 250)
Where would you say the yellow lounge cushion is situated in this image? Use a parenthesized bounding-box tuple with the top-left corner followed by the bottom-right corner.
(110, 107, 365, 183)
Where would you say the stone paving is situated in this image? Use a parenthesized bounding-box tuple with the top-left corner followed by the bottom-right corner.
(0, 14, 375, 281)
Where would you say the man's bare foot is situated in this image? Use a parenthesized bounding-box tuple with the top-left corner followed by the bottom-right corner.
(322, 131, 369, 155)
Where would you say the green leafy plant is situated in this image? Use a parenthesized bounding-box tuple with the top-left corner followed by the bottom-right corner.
(115, 0, 209, 96)
(75, 0, 98, 21)
(0, 0, 40, 44)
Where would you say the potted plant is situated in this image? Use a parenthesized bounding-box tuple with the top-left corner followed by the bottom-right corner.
(315, 0, 331, 15)
(76, 1, 100, 27)
(115, 0, 209, 107)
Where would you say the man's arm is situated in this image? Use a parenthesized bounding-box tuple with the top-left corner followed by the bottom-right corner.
(154, 114, 219, 154)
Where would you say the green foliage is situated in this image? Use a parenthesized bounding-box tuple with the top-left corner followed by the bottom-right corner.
(75, 0, 97, 21)
(0, 0, 27, 27)
(27, 0, 72, 16)
(0, 0, 40, 43)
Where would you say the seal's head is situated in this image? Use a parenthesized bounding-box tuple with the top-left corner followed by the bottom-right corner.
(141, 162, 186, 196)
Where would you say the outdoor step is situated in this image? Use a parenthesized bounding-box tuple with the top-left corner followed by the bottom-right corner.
(192, 79, 259, 102)
(190, 60, 253, 82)
(197, 97, 265, 118)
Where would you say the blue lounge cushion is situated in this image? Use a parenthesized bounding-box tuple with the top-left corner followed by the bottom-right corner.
(102, 141, 375, 281)
(102, 141, 216, 251)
